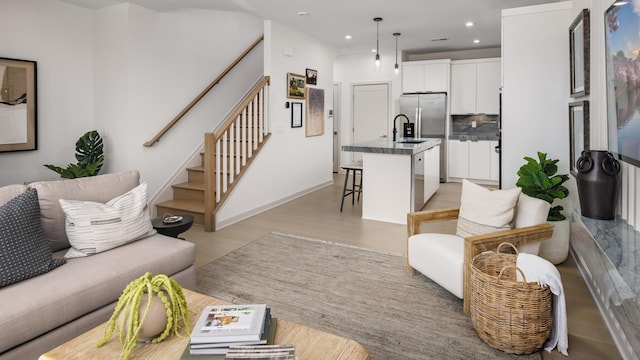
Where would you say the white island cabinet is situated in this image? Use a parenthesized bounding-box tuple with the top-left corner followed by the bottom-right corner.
(342, 138, 441, 225)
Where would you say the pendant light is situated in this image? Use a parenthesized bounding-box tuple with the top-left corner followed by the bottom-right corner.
(393, 32, 401, 75)
(373, 17, 382, 70)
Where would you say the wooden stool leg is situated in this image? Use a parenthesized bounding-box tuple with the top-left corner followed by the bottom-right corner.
(351, 168, 356, 205)
(357, 169, 362, 201)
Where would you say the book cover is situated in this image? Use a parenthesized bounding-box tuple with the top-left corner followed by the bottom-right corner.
(191, 304, 267, 344)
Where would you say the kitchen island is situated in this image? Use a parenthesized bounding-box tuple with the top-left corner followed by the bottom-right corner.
(342, 138, 441, 224)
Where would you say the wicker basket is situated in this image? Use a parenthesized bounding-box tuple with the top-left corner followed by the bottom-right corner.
(470, 243, 552, 354)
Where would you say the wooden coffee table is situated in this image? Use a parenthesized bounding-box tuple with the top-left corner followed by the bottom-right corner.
(39, 289, 370, 360)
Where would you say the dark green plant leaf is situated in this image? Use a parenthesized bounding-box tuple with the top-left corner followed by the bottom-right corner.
(43, 130, 105, 178)
(516, 151, 569, 221)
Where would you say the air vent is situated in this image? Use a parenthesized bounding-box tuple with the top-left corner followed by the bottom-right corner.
(431, 37, 448, 42)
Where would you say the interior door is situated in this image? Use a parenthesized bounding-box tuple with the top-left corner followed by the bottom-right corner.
(352, 83, 389, 163)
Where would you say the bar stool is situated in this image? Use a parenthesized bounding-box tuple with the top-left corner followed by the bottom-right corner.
(340, 164, 363, 212)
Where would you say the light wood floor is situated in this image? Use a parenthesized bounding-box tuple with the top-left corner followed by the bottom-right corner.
(182, 175, 620, 360)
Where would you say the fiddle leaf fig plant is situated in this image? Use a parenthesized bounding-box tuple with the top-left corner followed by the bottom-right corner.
(44, 130, 104, 178)
(516, 151, 570, 221)
(96, 273, 190, 360)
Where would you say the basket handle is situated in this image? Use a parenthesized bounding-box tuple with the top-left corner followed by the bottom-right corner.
(496, 242, 519, 255)
(497, 266, 528, 288)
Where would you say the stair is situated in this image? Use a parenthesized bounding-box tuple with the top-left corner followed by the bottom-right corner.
(154, 76, 271, 231)
(155, 158, 207, 224)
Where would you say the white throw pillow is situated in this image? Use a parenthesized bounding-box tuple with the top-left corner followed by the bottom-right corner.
(59, 182, 156, 258)
(456, 179, 521, 238)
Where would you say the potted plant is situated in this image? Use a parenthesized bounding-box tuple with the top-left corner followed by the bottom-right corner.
(44, 130, 104, 178)
(96, 272, 191, 360)
(516, 152, 570, 264)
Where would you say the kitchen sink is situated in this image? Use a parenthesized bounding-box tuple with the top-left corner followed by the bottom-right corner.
(395, 139, 427, 144)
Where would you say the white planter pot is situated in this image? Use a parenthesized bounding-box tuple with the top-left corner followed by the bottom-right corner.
(537, 218, 570, 264)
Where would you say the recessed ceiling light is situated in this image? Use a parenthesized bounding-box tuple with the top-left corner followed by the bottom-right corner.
(473, 39, 480, 44)
(297, 11, 309, 16)
(465, 21, 474, 27)
(345, 35, 352, 40)
(371, 49, 377, 53)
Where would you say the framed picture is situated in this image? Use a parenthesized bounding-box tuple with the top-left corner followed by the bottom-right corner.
(306, 68, 317, 85)
(569, 100, 590, 176)
(287, 72, 305, 99)
(306, 87, 324, 137)
(0, 57, 37, 152)
(569, 9, 590, 97)
(291, 102, 302, 128)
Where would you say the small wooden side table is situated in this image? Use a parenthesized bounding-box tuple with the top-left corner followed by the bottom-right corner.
(151, 215, 194, 239)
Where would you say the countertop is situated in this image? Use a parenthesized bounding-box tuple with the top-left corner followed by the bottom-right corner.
(342, 138, 441, 155)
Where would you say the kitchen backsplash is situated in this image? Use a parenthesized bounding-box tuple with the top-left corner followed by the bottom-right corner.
(450, 114, 499, 138)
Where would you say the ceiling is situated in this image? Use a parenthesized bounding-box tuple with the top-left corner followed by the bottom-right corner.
(59, 0, 563, 56)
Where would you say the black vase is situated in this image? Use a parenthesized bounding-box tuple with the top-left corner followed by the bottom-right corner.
(575, 150, 621, 220)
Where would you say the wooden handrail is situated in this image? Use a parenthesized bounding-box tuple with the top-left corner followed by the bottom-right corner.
(144, 35, 265, 147)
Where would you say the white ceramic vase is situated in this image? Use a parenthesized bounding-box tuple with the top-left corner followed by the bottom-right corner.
(537, 218, 570, 264)
(118, 293, 168, 342)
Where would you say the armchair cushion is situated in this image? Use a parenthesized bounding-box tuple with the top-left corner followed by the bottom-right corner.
(408, 233, 464, 298)
(515, 193, 551, 254)
(456, 179, 521, 238)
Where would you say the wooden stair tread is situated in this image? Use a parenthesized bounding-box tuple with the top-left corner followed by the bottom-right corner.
(172, 182, 204, 191)
(187, 165, 204, 172)
(156, 199, 204, 213)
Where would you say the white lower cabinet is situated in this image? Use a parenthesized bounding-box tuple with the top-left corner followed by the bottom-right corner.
(489, 141, 499, 181)
(447, 140, 469, 179)
(468, 141, 491, 180)
(424, 145, 440, 202)
(447, 140, 497, 182)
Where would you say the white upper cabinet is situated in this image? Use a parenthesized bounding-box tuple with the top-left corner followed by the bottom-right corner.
(450, 58, 501, 114)
(402, 59, 450, 93)
(451, 63, 476, 114)
(476, 61, 501, 114)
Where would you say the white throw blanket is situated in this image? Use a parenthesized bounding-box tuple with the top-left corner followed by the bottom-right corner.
(516, 253, 568, 356)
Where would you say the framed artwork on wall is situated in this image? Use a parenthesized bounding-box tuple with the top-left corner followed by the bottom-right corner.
(305, 87, 324, 137)
(306, 68, 317, 85)
(287, 72, 305, 99)
(0, 57, 37, 152)
(569, 100, 590, 176)
(291, 102, 302, 128)
(569, 9, 590, 97)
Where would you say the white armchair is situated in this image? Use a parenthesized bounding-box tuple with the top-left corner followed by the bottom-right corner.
(406, 180, 554, 314)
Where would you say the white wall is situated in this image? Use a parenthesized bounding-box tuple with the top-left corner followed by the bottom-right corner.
(571, 0, 640, 228)
(93, 4, 263, 197)
(333, 51, 402, 165)
(0, 0, 94, 184)
(501, 2, 572, 192)
(0, 0, 264, 201)
(215, 20, 337, 227)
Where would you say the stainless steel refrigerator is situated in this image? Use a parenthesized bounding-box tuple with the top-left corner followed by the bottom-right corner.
(400, 92, 447, 182)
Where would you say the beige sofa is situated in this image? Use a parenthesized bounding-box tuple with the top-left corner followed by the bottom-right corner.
(0, 170, 195, 360)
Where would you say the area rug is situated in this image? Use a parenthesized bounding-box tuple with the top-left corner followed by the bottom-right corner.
(196, 232, 542, 360)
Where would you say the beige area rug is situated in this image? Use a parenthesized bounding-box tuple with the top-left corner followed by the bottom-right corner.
(196, 232, 542, 360)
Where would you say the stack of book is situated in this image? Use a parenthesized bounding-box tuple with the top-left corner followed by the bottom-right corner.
(188, 304, 275, 356)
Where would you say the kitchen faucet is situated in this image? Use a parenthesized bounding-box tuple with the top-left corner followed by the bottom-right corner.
(393, 114, 410, 142)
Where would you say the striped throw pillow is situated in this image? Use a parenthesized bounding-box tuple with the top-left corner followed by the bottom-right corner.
(59, 182, 155, 258)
